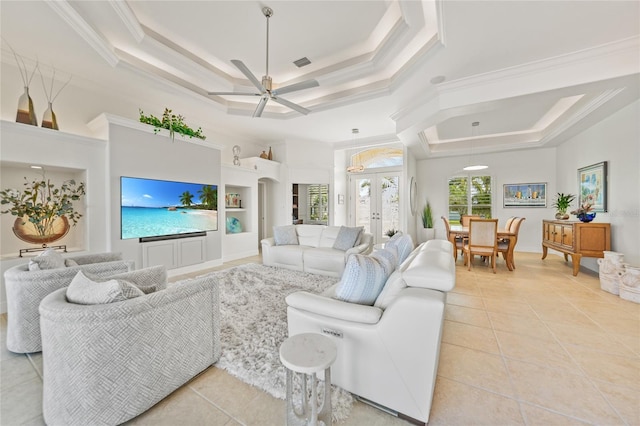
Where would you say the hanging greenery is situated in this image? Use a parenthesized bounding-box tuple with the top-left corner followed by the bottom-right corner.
(139, 108, 206, 141)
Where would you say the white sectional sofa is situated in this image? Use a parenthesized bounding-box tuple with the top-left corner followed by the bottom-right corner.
(285, 239, 456, 425)
(261, 224, 373, 277)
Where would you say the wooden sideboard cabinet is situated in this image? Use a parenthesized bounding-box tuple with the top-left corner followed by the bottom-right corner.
(541, 220, 611, 276)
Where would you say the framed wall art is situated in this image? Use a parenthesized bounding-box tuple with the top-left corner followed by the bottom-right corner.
(578, 161, 607, 212)
(503, 182, 547, 207)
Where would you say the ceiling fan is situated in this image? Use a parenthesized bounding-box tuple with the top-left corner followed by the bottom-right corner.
(208, 7, 319, 118)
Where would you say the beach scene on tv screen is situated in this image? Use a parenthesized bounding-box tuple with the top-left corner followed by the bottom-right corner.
(121, 177, 218, 239)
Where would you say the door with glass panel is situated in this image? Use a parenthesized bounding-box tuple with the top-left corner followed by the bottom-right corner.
(351, 173, 400, 245)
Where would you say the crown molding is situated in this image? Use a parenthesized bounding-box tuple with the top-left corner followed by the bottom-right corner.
(45, 0, 119, 67)
(538, 88, 625, 146)
(107, 0, 144, 43)
(438, 36, 640, 95)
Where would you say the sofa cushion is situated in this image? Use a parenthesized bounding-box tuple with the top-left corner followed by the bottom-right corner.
(332, 226, 364, 251)
(296, 225, 324, 247)
(66, 271, 144, 305)
(373, 270, 406, 309)
(318, 226, 340, 248)
(274, 225, 299, 246)
(335, 254, 392, 305)
(28, 249, 66, 271)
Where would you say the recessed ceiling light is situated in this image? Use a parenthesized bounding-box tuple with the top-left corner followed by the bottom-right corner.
(430, 75, 446, 84)
(30, 165, 42, 169)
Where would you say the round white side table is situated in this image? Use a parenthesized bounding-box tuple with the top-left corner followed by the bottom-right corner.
(279, 333, 337, 426)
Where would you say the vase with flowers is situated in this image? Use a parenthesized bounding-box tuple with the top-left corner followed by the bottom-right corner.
(571, 200, 596, 223)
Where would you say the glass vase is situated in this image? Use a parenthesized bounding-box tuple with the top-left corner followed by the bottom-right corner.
(16, 87, 38, 126)
(42, 102, 59, 130)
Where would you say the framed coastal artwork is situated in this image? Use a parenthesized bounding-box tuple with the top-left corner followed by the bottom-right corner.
(578, 161, 607, 212)
(503, 182, 547, 208)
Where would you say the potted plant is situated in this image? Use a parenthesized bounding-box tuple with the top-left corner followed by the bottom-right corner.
(1, 176, 86, 244)
(552, 193, 575, 220)
(418, 200, 435, 243)
(139, 108, 206, 141)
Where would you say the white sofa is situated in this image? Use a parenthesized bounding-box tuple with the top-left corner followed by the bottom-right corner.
(261, 225, 373, 277)
(285, 239, 456, 425)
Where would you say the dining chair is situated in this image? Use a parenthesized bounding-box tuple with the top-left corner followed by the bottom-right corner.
(461, 214, 481, 227)
(463, 218, 498, 273)
(504, 216, 517, 231)
(441, 216, 464, 261)
(498, 217, 526, 269)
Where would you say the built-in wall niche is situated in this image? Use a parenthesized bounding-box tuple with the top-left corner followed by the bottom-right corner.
(224, 185, 251, 234)
(0, 163, 86, 258)
(292, 184, 329, 225)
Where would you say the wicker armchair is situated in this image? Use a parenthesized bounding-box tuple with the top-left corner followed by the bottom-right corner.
(39, 272, 220, 426)
(4, 252, 134, 353)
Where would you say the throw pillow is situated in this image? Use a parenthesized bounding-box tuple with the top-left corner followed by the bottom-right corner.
(372, 245, 399, 271)
(335, 254, 393, 306)
(273, 225, 299, 246)
(28, 248, 66, 271)
(66, 271, 144, 305)
(332, 226, 363, 251)
(385, 234, 414, 264)
(105, 265, 168, 294)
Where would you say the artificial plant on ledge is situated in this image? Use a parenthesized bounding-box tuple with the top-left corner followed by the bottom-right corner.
(139, 108, 206, 141)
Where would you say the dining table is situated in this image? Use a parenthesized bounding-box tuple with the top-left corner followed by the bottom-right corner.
(448, 225, 517, 271)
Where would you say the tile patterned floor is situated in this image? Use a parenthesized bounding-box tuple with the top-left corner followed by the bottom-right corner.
(1, 252, 639, 425)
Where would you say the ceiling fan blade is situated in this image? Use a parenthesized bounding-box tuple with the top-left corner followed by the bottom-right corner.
(271, 79, 319, 96)
(253, 97, 269, 118)
(207, 92, 261, 96)
(271, 96, 311, 115)
(231, 59, 265, 92)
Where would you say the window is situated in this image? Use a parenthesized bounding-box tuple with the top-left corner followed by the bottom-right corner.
(448, 175, 492, 224)
(307, 184, 329, 224)
(350, 147, 403, 170)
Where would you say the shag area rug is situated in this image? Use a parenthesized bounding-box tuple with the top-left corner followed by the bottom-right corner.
(204, 263, 354, 421)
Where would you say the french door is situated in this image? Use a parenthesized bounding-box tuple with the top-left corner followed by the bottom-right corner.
(351, 172, 400, 245)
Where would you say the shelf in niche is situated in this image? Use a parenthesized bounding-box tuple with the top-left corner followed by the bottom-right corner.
(225, 207, 246, 212)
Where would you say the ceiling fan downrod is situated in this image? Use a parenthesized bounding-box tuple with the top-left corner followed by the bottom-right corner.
(262, 7, 273, 91)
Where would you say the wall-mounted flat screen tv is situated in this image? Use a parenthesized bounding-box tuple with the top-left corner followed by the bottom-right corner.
(121, 176, 218, 240)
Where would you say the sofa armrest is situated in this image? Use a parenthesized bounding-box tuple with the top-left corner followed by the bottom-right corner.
(286, 291, 382, 324)
(70, 252, 124, 265)
(261, 237, 275, 247)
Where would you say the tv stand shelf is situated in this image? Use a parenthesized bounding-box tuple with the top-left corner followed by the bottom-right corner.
(541, 220, 610, 276)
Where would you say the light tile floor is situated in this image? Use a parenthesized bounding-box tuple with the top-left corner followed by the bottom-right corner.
(1, 252, 639, 425)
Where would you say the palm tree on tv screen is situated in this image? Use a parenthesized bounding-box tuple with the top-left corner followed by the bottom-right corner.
(198, 185, 217, 210)
(180, 191, 194, 207)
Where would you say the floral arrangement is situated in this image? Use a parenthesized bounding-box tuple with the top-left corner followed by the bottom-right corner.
(570, 201, 594, 216)
(139, 108, 206, 141)
(0, 176, 86, 238)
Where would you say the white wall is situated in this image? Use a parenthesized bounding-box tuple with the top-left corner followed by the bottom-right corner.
(96, 117, 223, 269)
(416, 147, 557, 253)
(556, 100, 640, 268)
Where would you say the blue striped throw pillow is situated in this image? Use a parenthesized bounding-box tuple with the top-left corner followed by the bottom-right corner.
(335, 254, 393, 305)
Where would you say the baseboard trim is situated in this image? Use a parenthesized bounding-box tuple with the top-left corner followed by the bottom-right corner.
(354, 395, 426, 426)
